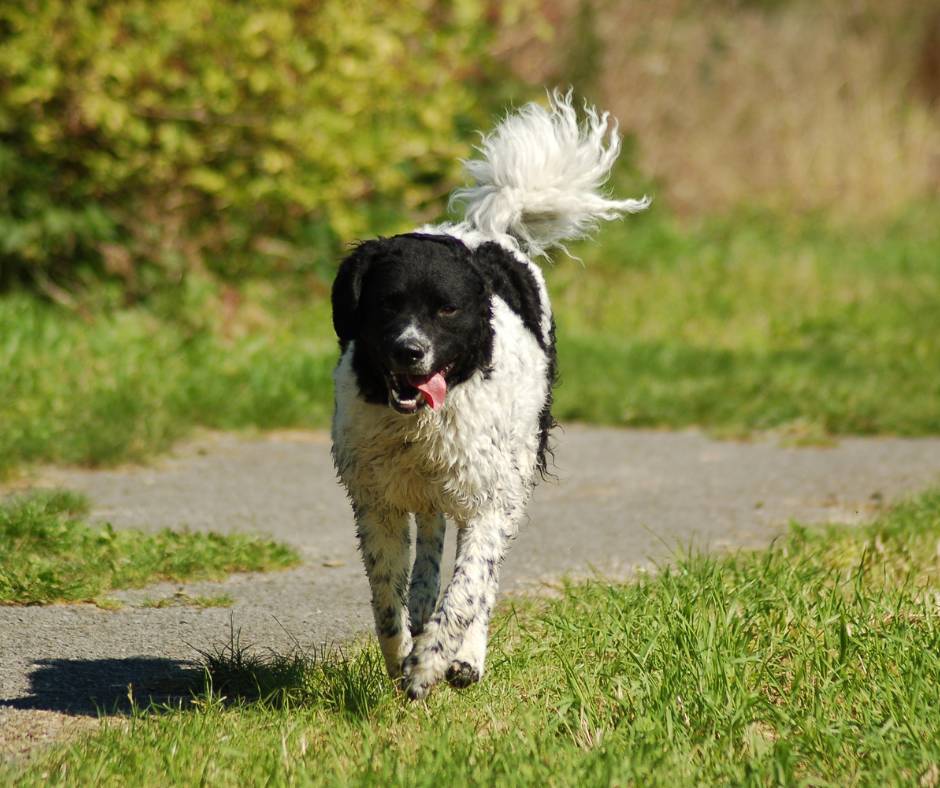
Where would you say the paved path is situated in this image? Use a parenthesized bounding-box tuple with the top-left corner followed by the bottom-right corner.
(3, 426, 940, 757)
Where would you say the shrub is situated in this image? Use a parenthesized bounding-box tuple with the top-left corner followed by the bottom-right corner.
(0, 0, 513, 294)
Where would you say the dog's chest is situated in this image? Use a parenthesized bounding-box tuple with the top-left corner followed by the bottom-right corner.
(333, 382, 521, 517)
(331, 299, 549, 518)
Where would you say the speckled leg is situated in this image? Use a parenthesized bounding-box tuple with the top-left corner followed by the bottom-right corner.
(402, 510, 516, 700)
(409, 513, 446, 636)
(446, 527, 496, 688)
(355, 505, 413, 679)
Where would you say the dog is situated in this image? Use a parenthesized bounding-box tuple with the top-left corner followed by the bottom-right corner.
(331, 91, 649, 700)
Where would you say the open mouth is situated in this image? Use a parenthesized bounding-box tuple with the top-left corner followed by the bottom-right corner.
(386, 364, 453, 414)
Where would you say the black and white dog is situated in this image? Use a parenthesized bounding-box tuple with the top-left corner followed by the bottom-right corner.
(331, 91, 649, 700)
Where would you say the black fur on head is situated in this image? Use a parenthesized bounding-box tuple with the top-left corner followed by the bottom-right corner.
(332, 232, 557, 473)
(332, 233, 494, 411)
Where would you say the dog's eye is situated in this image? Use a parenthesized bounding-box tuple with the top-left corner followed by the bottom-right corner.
(438, 305, 459, 318)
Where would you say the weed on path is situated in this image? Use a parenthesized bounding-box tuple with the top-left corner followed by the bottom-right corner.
(0, 490, 299, 606)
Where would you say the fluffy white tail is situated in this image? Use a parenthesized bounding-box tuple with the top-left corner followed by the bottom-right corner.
(449, 90, 650, 257)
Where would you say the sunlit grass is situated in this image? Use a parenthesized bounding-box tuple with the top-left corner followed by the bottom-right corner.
(0, 489, 300, 605)
(549, 207, 940, 435)
(0, 286, 336, 476)
(9, 489, 940, 784)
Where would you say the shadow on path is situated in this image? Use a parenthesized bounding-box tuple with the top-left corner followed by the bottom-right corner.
(1, 658, 204, 717)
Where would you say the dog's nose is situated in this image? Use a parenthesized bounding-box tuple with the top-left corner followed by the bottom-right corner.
(392, 340, 428, 366)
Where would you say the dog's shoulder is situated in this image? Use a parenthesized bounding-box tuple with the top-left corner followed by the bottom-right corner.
(471, 241, 549, 350)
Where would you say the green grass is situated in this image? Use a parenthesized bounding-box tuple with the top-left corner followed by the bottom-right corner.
(2, 206, 940, 475)
(0, 490, 300, 605)
(549, 206, 940, 436)
(0, 282, 337, 477)
(9, 490, 940, 785)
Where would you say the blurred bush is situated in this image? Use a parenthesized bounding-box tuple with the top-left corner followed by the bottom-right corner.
(0, 0, 514, 296)
(501, 0, 940, 219)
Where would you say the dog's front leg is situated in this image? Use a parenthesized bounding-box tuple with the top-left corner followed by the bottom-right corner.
(402, 511, 513, 700)
(355, 505, 413, 679)
(444, 525, 499, 689)
(408, 513, 446, 637)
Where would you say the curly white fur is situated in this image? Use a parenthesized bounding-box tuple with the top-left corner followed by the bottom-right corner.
(449, 89, 651, 257)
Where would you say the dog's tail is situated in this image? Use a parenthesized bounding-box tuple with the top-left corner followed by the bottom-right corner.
(449, 89, 650, 257)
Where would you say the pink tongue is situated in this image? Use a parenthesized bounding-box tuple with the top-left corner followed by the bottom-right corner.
(410, 372, 447, 410)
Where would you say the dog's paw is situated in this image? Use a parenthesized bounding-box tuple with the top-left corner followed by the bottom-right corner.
(401, 653, 437, 701)
(445, 660, 480, 689)
(401, 639, 452, 701)
(378, 633, 413, 682)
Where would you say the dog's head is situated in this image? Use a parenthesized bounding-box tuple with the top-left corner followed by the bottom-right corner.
(332, 233, 493, 414)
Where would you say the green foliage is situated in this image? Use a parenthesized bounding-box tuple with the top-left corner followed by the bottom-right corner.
(0, 0, 509, 292)
(0, 488, 300, 604)
(9, 490, 940, 784)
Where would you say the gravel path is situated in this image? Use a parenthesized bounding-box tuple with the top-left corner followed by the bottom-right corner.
(3, 426, 940, 759)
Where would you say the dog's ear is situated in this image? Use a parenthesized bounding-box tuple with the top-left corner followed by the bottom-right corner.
(332, 241, 380, 345)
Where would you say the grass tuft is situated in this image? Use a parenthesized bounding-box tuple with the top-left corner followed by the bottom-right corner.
(0, 490, 300, 605)
(197, 627, 390, 719)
